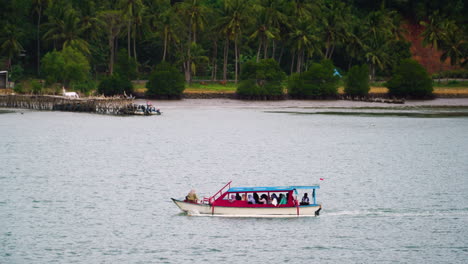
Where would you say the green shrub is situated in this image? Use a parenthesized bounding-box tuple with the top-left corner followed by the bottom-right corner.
(288, 59, 339, 99)
(10, 64, 24, 82)
(146, 62, 185, 99)
(236, 59, 285, 100)
(31, 80, 42, 94)
(97, 75, 133, 96)
(386, 59, 433, 98)
(72, 79, 97, 95)
(41, 47, 91, 86)
(344, 64, 370, 97)
(115, 49, 138, 80)
(13, 83, 24, 94)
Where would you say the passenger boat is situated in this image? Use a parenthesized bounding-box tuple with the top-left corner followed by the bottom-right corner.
(171, 181, 321, 217)
(133, 104, 161, 115)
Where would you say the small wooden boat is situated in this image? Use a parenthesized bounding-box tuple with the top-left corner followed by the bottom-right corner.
(172, 181, 321, 217)
(133, 104, 161, 115)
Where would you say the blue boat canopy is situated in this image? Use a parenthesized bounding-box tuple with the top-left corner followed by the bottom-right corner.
(227, 186, 320, 192)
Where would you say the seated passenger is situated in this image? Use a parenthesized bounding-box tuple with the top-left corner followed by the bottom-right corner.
(185, 189, 198, 203)
(253, 192, 260, 204)
(242, 194, 246, 201)
(270, 193, 278, 206)
(247, 194, 256, 204)
(259, 194, 268, 204)
(235, 193, 242, 200)
(278, 194, 287, 205)
(300, 193, 310, 205)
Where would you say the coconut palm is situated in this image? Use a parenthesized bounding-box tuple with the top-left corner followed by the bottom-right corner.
(32, 0, 49, 76)
(0, 23, 24, 70)
(97, 10, 126, 75)
(176, 0, 210, 82)
(43, 8, 90, 55)
(217, 0, 251, 83)
(320, 1, 351, 59)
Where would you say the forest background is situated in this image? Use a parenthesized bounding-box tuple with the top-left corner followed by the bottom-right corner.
(0, 0, 467, 96)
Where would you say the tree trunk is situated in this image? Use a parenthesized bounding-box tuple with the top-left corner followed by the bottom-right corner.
(211, 39, 217, 81)
(325, 35, 331, 59)
(234, 35, 238, 84)
(163, 27, 168, 61)
(223, 38, 229, 81)
(271, 40, 276, 59)
(290, 50, 295, 75)
(263, 36, 268, 59)
(329, 44, 335, 59)
(133, 30, 137, 62)
(109, 36, 115, 75)
(278, 44, 284, 64)
(37, 6, 41, 76)
(127, 22, 131, 57)
(256, 39, 262, 62)
(296, 49, 302, 73)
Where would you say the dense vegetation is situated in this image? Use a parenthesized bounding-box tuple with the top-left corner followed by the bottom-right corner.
(146, 62, 185, 99)
(237, 59, 285, 99)
(288, 60, 339, 99)
(0, 0, 466, 96)
(344, 64, 370, 97)
(387, 59, 433, 98)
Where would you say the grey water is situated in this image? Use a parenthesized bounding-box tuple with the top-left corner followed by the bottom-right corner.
(1, 105, 468, 263)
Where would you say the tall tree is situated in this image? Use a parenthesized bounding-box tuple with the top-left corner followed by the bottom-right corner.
(176, 0, 210, 82)
(98, 10, 125, 75)
(32, 0, 49, 76)
(0, 23, 24, 70)
(218, 0, 251, 83)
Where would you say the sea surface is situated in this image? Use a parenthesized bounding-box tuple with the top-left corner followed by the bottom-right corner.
(1, 101, 468, 263)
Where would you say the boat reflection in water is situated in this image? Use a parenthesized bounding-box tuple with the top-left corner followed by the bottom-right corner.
(172, 181, 321, 217)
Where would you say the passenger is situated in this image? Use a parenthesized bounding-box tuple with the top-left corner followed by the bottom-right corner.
(259, 194, 268, 204)
(300, 193, 310, 205)
(278, 194, 287, 205)
(270, 193, 278, 206)
(242, 194, 246, 201)
(235, 193, 242, 200)
(186, 189, 198, 203)
(247, 194, 256, 204)
(253, 192, 260, 204)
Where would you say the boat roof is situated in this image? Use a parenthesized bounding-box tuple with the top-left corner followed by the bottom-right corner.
(227, 185, 320, 192)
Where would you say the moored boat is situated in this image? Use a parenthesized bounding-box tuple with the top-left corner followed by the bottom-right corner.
(172, 181, 321, 217)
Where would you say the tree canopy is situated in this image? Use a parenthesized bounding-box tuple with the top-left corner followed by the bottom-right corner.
(0, 0, 466, 84)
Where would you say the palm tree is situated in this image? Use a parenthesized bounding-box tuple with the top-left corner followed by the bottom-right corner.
(0, 24, 24, 70)
(43, 8, 90, 55)
(176, 0, 210, 83)
(98, 10, 126, 75)
(32, 0, 49, 76)
(420, 11, 447, 51)
(320, 1, 351, 59)
(362, 10, 398, 80)
(119, 0, 145, 60)
(217, 0, 251, 83)
(288, 18, 321, 73)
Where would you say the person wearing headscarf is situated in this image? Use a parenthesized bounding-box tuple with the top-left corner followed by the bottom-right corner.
(186, 189, 198, 203)
(247, 194, 256, 204)
(270, 193, 278, 206)
(278, 194, 287, 205)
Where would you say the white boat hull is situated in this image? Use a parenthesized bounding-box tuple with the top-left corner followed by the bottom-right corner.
(171, 198, 321, 217)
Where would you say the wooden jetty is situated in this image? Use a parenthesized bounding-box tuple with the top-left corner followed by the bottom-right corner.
(0, 94, 138, 115)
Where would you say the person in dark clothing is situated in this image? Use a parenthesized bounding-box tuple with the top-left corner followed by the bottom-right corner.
(253, 192, 260, 204)
(300, 193, 310, 205)
(235, 193, 242, 200)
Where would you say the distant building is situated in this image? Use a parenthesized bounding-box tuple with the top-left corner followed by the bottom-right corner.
(0, 71, 8, 89)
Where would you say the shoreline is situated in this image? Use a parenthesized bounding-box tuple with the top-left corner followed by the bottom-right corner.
(137, 98, 468, 109)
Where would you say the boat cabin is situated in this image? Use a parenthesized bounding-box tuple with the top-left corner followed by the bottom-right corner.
(206, 185, 320, 208)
